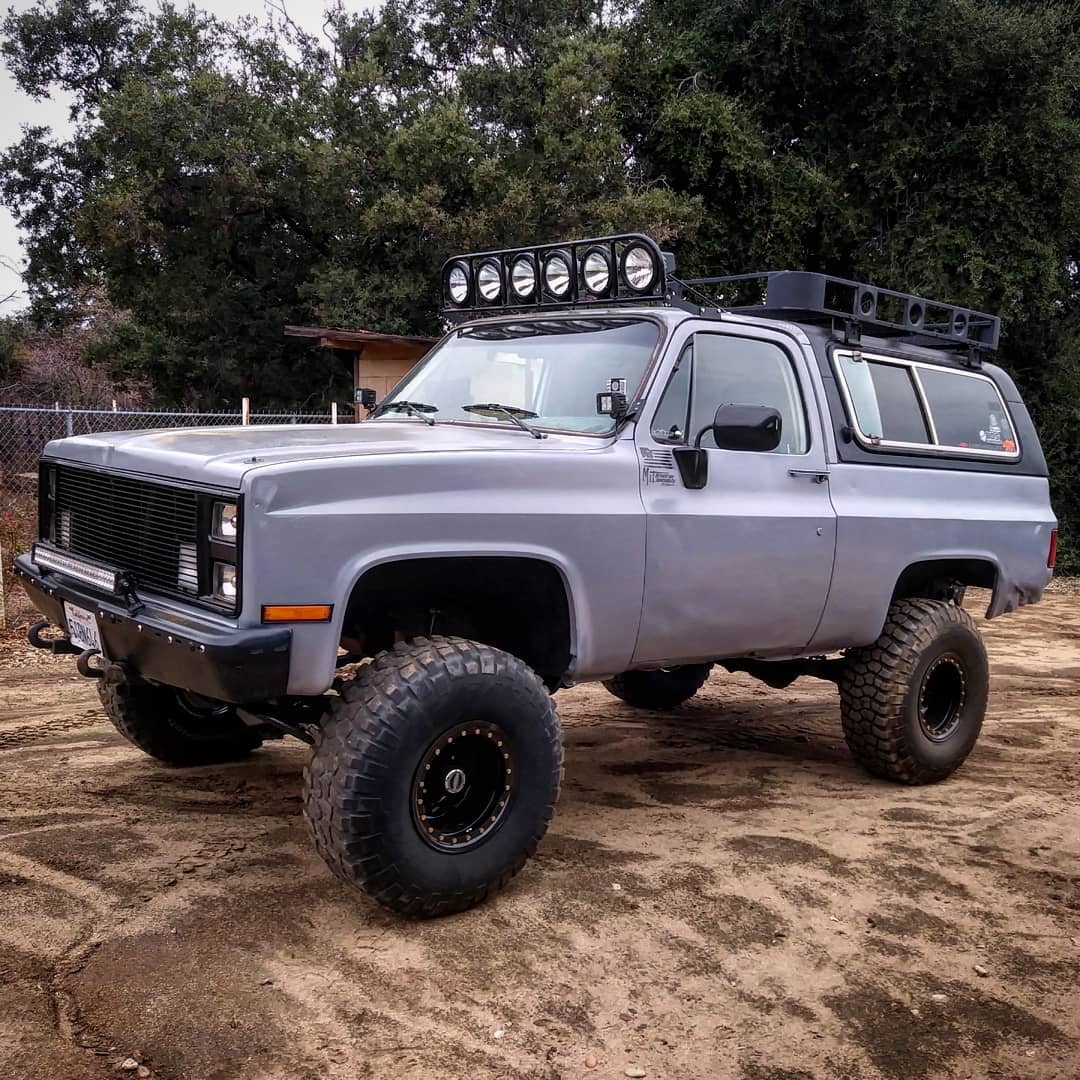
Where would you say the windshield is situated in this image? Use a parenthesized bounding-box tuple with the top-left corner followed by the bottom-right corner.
(372, 317, 661, 435)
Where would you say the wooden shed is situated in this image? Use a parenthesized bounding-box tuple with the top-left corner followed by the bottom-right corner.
(285, 325, 437, 418)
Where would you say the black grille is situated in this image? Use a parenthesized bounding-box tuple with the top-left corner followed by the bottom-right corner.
(51, 465, 202, 604)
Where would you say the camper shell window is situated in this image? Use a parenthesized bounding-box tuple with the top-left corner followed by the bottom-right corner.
(833, 350, 1019, 460)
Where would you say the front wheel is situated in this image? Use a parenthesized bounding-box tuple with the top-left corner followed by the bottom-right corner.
(303, 636, 563, 917)
(98, 681, 263, 765)
(839, 598, 989, 784)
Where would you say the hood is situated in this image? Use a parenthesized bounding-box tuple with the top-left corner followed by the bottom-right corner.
(42, 420, 595, 487)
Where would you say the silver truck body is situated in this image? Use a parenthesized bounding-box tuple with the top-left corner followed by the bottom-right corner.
(21, 306, 1056, 699)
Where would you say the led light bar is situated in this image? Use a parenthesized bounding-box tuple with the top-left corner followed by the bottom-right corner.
(32, 544, 120, 593)
(441, 233, 669, 317)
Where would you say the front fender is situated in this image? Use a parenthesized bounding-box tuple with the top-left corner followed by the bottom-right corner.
(243, 444, 647, 696)
(284, 541, 636, 697)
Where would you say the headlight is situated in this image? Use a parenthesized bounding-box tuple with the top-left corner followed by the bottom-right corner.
(447, 262, 470, 305)
(212, 562, 238, 604)
(476, 259, 502, 302)
(621, 243, 658, 292)
(212, 501, 238, 542)
(582, 248, 611, 296)
(544, 252, 572, 297)
(510, 255, 538, 299)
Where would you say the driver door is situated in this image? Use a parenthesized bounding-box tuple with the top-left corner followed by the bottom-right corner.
(632, 326, 836, 664)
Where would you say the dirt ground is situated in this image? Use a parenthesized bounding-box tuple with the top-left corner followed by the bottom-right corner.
(1, 590, 1078, 1080)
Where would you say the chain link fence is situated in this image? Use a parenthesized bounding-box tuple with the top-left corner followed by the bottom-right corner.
(1, 404, 355, 629)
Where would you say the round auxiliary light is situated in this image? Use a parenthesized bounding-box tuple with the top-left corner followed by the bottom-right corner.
(544, 252, 572, 298)
(620, 243, 659, 293)
(446, 262, 470, 306)
(581, 248, 612, 296)
(476, 259, 503, 303)
(510, 255, 538, 300)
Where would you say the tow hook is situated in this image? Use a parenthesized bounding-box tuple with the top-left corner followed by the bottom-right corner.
(27, 621, 80, 656)
(75, 648, 106, 679)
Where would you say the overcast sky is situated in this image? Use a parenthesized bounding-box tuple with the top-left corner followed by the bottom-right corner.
(0, 0, 381, 312)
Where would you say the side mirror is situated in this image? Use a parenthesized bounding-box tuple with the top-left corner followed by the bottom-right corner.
(355, 387, 377, 413)
(674, 404, 783, 490)
(698, 404, 782, 452)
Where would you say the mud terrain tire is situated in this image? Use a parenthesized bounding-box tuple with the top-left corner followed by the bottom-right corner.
(303, 636, 563, 917)
(839, 599, 988, 784)
(603, 664, 712, 709)
(98, 681, 263, 765)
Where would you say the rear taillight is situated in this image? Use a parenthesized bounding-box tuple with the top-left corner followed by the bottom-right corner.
(1048, 529, 1058, 569)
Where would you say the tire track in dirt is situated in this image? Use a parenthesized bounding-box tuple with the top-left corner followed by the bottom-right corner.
(1, 594, 1079, 1079)
(0, 851, 117, 1069)
(0, 711, 105, 750)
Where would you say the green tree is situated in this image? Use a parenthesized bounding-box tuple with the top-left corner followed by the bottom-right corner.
(0, 0, 693, 406)
(2, 0, 1077, 567)
(621, 0, 1080, 568)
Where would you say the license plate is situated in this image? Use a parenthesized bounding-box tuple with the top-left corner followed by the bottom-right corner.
(63, 601, 102, 653)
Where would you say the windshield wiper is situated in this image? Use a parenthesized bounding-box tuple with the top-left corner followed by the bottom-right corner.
(462, 402, 544, 440)
(371, 400, 438, 426)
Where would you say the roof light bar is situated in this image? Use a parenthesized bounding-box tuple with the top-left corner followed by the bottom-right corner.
(440, 233, 668, 317)
(32, 543, 120, 593)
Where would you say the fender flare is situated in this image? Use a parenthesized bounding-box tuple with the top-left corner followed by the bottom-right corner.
(327, 541, 587, 673)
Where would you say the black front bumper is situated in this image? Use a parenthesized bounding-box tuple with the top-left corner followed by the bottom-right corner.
(14, 554, 291, 704)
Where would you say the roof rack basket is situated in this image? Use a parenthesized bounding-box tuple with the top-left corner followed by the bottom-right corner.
(678, 271, 999, 354)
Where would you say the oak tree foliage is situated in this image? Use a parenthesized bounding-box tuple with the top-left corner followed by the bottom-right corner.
(2, 0, 1078, 566)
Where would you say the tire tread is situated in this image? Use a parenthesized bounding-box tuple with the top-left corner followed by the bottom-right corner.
(98, 681, 262, 766)
(838, 598, 985, 784)
(303, 636, 562, 917)
(603, 664, 712, 710)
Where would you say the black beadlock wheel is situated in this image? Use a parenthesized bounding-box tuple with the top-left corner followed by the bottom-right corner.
(602, 664, 712, 710)
(412, 719, 515, 851)
(303, 636, 563, 917)
(839, 598, 989, 784)
(98, 681, 263, 766)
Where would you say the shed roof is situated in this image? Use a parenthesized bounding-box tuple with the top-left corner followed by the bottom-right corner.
(284, 325, 437, 350)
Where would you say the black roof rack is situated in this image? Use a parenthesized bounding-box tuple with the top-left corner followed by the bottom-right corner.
(675, 270, 1000, 354)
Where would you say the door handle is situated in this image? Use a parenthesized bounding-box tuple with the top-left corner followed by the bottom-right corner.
(788, 469, 829, 483)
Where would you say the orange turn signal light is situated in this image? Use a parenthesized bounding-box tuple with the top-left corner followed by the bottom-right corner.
(261, 604, 333, 623)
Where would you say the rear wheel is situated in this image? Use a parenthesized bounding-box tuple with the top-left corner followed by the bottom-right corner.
(603, 664, 712, 710)
(839, 599, 988, 784)
(303, 636, 563, 916)
(98, 681, 263, 765)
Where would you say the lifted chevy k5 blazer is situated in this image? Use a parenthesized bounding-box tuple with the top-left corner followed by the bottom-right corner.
(16, 234, 1057, 915)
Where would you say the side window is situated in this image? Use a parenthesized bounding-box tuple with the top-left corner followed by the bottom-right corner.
(691, 334, 808, 454)
(837, 355, 930, 443)
(918, 367, 1018, 453)
(834, 350, 1019, 456)
(651, 343, 691, 442)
